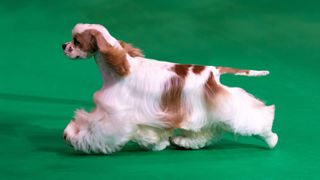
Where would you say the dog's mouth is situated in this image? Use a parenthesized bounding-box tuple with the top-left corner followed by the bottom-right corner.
(69, 56, 80, 60)
(63, 51, 69, 56)
(63, 52, 80, 60)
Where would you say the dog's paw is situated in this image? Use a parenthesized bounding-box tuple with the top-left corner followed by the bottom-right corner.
(63, 120, 80, 142)
(170, 136, 205, 149)
(151, 141, 170, 151)
(265, 133, 278, 149)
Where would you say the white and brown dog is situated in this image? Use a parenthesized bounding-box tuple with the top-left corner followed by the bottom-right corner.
(62, 23, 278, 154)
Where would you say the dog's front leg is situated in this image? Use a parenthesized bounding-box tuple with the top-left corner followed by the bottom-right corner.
(64, 108, 132, 154)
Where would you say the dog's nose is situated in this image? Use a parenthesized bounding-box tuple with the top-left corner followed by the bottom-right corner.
(63, 133, 67, 141)
(62, 43, 67, 50)
(63, 133, 73, 146)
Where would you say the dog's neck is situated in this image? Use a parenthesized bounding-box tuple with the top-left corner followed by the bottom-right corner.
(94, 53, 120, 88)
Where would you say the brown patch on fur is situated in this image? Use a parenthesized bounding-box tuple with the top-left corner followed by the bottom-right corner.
(192, 65, 205, 74)
(119, 41, 144, 57)
(73, 31, 97, 53)
(160, 77, 186, 128)
(203, 72, 229, 108)
(100, 47, 130, 76)
(171, 64, 192, 78)
(204, 72, 220, 98)
(86, 29, 130, 76)
(217, 66, 250, 75)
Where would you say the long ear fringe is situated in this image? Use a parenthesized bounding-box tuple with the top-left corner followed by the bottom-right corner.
(119, 40, 144, 57)
(90, 30, 130, 76)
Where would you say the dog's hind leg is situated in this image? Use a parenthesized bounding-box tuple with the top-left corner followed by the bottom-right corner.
(221, 87, 278, 149)
(258, 131, 278, 149)
(170, 128, 221, 149)
(133, 125, 171, 151)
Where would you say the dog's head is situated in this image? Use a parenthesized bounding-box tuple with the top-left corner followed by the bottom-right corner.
(62, 23, 144, 60)
(62, 23, 120, 59)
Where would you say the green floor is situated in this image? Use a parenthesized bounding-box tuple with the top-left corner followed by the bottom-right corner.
(1, 0, 320, 179)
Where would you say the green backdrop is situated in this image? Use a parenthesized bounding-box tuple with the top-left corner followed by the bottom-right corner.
(1, 0, 319, 179)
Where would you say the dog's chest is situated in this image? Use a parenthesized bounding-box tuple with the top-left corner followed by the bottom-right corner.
(93, 89, 108, 107)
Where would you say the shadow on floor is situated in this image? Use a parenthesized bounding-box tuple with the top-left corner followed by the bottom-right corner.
(0, 92, 93, 106)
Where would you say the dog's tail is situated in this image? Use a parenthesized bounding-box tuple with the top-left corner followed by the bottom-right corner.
(216, 66, 269, 77)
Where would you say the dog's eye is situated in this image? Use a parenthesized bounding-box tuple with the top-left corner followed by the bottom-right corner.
(73, 38, 80, 46)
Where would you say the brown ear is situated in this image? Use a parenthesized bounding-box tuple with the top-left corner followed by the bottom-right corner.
(89, 29, 111, 52)
(90, 30, 130, 76)
(119, 40, 144, 57)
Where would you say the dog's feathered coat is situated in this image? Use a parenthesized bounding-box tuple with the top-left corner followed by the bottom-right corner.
(62, 24, 278, 154)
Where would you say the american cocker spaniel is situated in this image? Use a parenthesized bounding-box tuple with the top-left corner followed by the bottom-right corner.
(62, 23, 277, 154)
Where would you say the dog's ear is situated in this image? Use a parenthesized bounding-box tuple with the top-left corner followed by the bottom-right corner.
(89, 29, 130, 76)
(89, 29, 111, 53)
(118, 40, 144, 57)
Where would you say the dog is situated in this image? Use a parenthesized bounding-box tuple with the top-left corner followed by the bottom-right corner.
(62, 23, 278, 154)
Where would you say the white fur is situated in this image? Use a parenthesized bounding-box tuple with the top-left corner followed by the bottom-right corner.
(235, 70, 269, 76)
(63, 24, 278, 154)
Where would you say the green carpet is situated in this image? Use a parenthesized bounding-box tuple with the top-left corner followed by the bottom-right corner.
(1, 0, 319, 179)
